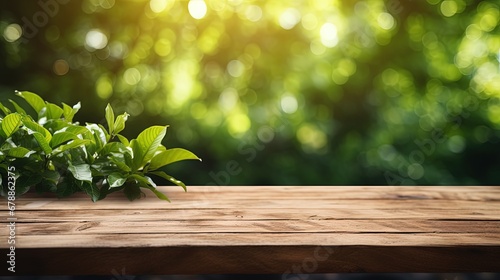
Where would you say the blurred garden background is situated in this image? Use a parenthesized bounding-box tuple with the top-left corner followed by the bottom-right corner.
(1, 0, 500, 187)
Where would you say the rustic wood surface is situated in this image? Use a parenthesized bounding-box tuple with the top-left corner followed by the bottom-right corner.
(1, 186, 500, 275)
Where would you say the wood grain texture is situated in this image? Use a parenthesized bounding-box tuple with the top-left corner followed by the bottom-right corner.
(1, 186, 500, 275)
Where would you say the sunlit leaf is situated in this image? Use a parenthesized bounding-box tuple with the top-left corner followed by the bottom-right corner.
(113, 112, 129, 135)
(45, 102, 64, 119)
(7, 147, 34, 158)
(108, 172, 127, 188)
(68, 163, 92, 182)
(2, 113, 22, 137)
(22, 117, 52, 143)
(100, 142, 126, 156)
(64, 125, 89, 136)
(110, 156, 132, 172)
(16, 91, 45, 113)
(116, 134, 129, 146)
(0, 102, 11, 115)
(130, 139, 142, 171)
(9, 99, 27, 115)
(98, 124, 110, 142)
(62, 102, 80, 123)
(150, 171, 187, 192)
(148, 148, 201, 171)
(50, 131, 79, 148)
(135, 125, 168, 168)
(32, 132, 53, 155)
(105, 104, 114, 135)
(86, 123, 107, 152)
(51, 139, 91, 155)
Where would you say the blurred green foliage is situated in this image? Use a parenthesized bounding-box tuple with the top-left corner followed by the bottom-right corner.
(1, 0, 500, 186)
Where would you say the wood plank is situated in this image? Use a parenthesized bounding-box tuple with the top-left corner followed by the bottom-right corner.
(11, 233, 500, 248)
(11, 220, 500, 235)
(14, 198, 500, 210)
(12, 246, 500, 275)
(19, 185, 500, 201)
(11, 208, 500, 222)
(1, 186, 499, 275)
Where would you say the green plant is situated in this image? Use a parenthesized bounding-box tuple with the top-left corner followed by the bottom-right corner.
(0, 91, 201, 202)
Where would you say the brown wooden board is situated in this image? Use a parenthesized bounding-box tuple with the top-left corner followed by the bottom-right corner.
(1, 186, 500, 275)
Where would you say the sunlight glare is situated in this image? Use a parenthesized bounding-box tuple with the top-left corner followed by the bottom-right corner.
(3, 24, 22, 42)
(279, 8, 301, 30)
(245, 5, 263, 22)
(281, 94, 298, 114)
(188, 0, 207, 20)
(85, 29, 108, 50)
(150, 0, 168, 13)
(320, 23, 338, 48)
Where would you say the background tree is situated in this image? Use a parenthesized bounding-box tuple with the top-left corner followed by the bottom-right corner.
(1, 0, 499, 186)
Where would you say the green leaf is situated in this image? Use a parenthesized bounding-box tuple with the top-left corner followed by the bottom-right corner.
(149, 148, 201, 171)
(0, 102, 11, 115)
(44, 119, 71, 132)
(45, 102, 64, 119)
(156, 144, 167, 154)
(2, 113, 22, 137)
(150, 171, 187, 192)
(62, 103, 73, 122)
(16, 172, 42, 194)
(97, 182, 112, 200)
(80, 181, 100, 202)
(7, 147, 33, 158)
(98, 124, 110, 142)
(100, 142, 126, 156)
(105, 104, 114, 135)
(50, 132, 78, 148)
(22, 117, 52, 143)
(42, 169, 60, 189)
(108, 172, 127, 188)
(8, 99, 27, 115)
(22, 117, 53, 154)
(56, 178, 80, 198)
(51, 139, 90, 156)
(135, 174, 171, 201)
(32, 132, 53, 155)
(64, 125, 89, 136)
(113, 112, 129, 135)
(16, 91, 45, 113)
(116, 134, 129, 146)
(135, 126, 168, 168)
(109, 155, 132, 172)
(62, 102, 80, 122)
(129, 174, 155, 187)
(68, 163, 92, 182)
(128, 174, 171, 201)
(123, 182, 143, 201)
(143, 185, 171, 202)
(86, 124, 107, 149)
(130, 139, 142, 171)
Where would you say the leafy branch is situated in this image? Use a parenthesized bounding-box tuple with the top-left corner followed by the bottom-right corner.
(0, 91, 201, 202)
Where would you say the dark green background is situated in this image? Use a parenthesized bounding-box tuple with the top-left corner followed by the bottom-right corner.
(1, 0, 499, 186)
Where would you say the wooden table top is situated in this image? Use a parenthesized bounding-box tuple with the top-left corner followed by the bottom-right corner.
(2, 186, 500, 275)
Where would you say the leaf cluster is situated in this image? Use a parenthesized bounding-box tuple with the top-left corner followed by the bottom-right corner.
(0, 91, 201, 202)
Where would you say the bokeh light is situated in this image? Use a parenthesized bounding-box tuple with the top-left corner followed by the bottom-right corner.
(85, 29, 108, 50)
(2, 0, 500, 186)
(188, 0, 207, 20)
(3, 23, 22, 42)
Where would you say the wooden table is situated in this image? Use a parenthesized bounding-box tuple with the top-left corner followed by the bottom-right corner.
(2, 186, 500, 275)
